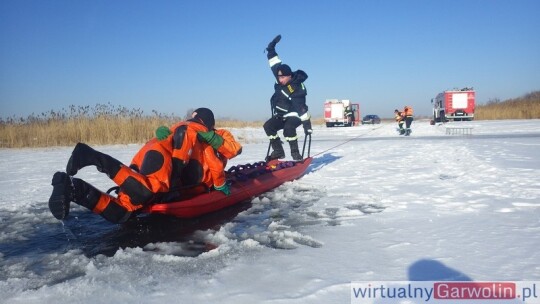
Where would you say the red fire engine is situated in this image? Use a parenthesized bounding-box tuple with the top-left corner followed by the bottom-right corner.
(432, 88, 475, 122)
(324, 99, 360, 127)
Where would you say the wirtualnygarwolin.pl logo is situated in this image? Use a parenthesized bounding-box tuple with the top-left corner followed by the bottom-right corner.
(351, 281, 539, 303)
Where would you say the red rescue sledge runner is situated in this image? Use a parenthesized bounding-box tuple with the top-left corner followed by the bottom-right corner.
(144, 157, 313, 218)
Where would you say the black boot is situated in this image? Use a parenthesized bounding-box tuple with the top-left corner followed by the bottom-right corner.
(66, 143, 122, 178)
(48, 171, 74, 220)
(71, 178, 132, 223)
(289, 140, 302, 161)
(267, 138, 285, 161)
(70, 178, 102, 211)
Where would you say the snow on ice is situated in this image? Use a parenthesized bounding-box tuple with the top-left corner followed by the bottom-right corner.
(1, 119, 539, 303)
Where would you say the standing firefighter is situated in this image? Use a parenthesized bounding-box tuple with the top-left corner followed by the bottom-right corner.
(394, 109, 405, 135)
(345, 105, 355, 126)
(263, 34, 312, 161)
(403, 105, 414, 136)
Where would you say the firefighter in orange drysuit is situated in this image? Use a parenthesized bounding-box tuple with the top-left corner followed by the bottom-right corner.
(144, 123, 243, 202)
(48, 108, 242, 224)
(403, 106, 414, 136)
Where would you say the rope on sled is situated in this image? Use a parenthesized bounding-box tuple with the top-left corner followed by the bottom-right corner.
(226, 160, 298, 182)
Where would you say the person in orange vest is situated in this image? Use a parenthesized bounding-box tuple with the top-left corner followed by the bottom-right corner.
(403, 105, 414, 136)
(48, 108, 241, 223)
(394, 109, 405, 135)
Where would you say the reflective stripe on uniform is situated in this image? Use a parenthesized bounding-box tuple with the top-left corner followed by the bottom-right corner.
(280, 89, 291, 100)
(283, 112, 299, 118)
(269, 56, 281, 67)
(275, 105, 288, 113)
(299, 112, 310, 121)
(285, 135, 298, 141)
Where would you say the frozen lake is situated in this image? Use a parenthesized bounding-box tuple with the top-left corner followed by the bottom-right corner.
(1, 119, 539, 303)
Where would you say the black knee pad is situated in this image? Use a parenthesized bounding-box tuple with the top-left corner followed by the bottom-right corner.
(173, 125, 187, 149)
(120, 176, 154, 206)
(139, 150, 164, 175)
(101, 201, 132, 223)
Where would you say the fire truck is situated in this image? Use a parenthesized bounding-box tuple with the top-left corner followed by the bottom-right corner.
(432, 88, 475, 122)
(324, 99, 360, 127)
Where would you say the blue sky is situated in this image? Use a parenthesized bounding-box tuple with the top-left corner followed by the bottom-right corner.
(1, 0, 539, 120)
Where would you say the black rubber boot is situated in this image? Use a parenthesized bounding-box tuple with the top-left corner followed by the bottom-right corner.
(72, 178, 132, 224)
(70, 177, 102, 211)
(48, 171, 73, 220)
(66, 143, 122, 178)
(267, 138, 285, 161)
(289, 140, 302, 161)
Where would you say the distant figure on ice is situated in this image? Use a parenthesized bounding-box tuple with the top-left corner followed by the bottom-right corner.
(403, 105, 414, 136)
(48, 108, 241, 223)
(345, 105, 355, 126)
(263, 34, 312, 161)
(394, 109, 405, 135)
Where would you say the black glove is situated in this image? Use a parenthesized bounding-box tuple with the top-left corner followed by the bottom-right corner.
(266, 34, 281, 58)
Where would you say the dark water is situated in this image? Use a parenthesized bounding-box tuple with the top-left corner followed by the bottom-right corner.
(0, 201, 252, 260)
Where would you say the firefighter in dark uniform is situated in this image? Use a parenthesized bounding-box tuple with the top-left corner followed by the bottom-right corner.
(395, 109, 405, 135)
(345, 105, 355, 126)
(263, 35, 312, 161)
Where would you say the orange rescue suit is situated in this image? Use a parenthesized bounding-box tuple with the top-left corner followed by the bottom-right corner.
(403, 106, 414, 117)
(199, 129, 242, 188)
(71, 121, 242, 223)
(100, 121, 210, 215)
(129, 122, 242, 193)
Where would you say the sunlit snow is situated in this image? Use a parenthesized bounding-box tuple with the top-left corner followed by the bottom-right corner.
(1, 119, 539, 303)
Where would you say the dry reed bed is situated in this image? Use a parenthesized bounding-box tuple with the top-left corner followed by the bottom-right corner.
(476, 91, 540, 120)
(0, 103, 282, 148)
(0, 117, 271, 148)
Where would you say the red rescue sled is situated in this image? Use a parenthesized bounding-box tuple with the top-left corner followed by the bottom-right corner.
(144, 157, 312, 218)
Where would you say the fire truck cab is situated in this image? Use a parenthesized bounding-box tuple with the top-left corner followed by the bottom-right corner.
(324, 99, 360, 127)
(432, 88, 475, 122)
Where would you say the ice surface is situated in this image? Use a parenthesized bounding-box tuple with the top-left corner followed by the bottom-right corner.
(1, 119, 539, 303)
